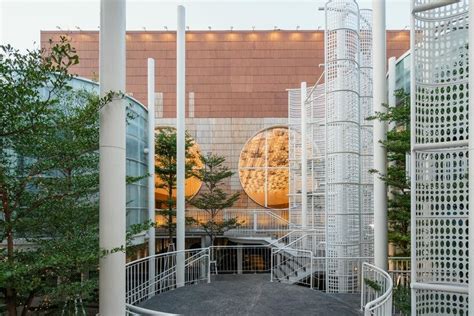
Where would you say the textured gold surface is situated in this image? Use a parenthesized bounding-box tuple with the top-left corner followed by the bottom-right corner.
(239, 127, 289, 208)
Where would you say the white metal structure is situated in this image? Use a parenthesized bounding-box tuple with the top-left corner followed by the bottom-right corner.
(99, 0, 126, 314)
(324, 0, 362, 293)
(359, 8, 374, 262)
(410, 0, 469, 314)
(176, 5, 186, 288)
(372, 0, 388, 272)
(360, 262, 393, 316)
(147, 58, 156, 297)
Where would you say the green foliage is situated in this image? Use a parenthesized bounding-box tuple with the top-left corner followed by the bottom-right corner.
(0, 40, 147, 315)
(368, 89, 411, 255)
(393, 286, 411, 315)
(364, 278, 382, 293)
(154, 127, 197, 242)
(189, 154, 240, 246)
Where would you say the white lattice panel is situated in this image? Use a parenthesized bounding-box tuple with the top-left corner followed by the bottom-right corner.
(411, 0, 469, 313)
(325, 0, 361, 293)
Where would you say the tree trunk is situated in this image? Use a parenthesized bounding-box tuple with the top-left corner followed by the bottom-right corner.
(20, 291, 35, 316)
(6, 288, 17, 316)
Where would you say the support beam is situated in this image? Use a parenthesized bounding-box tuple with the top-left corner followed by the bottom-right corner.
(147, 58, 156, 298)
(176, 4, 186, 288)
(300, 82, 308, 229)
(372, 0, 388, 271)
(99, 0, 126, 314)
(468, 0, 474, 312)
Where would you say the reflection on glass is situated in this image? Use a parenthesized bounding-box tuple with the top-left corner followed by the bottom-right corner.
(239, 127, 289, 209)
(154, 129, 202, 209)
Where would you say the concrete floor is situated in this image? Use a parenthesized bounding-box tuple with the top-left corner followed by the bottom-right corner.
(140, 274, 361, 316)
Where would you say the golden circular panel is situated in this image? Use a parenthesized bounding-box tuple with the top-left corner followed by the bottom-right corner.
(239, 127, 289, 209)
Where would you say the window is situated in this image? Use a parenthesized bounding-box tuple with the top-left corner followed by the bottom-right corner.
(239, 127, 289, 209)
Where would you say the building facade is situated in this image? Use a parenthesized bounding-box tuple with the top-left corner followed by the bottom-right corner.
(41, 30, 410, 244)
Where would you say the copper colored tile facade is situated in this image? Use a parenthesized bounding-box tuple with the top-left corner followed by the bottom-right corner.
(40, 30, 410, 118)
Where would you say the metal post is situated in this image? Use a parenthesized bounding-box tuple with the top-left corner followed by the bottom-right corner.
(300, 82, 308, 229)
(147, 58, 156, 298)
(99, 0, 126, 314)
(409, 1, 417, 313)
(372, 0, 388, 271)
(237, 245, 243, 275)
(176, 5, 186, 288)
(468, 1, 474, 313)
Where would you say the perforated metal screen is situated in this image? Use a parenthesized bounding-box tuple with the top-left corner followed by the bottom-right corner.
(411, 0, 470, 314)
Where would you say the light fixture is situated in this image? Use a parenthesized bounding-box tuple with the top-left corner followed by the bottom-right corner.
(164, 26, 168, 30)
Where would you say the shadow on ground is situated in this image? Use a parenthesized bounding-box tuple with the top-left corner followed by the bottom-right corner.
(140, 274, 361, 316)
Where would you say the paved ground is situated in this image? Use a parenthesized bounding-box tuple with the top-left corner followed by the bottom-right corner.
(140, 274, 361, 316)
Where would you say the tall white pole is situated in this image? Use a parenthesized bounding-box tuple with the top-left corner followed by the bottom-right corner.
(300, 82, 308, 229)
(372, 0, 388, 270)
(176, 5, 186, 288)
(409, 1, 417, 313)
(468, 1, 474, 312)
(99, 0, 126, 314)
(147, 58, 156, 297)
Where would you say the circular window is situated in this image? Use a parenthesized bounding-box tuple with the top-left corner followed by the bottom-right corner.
(239, 127, 289, 209)
(154, 127, 202, 209)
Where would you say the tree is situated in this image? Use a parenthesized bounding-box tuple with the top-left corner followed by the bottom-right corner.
(369, 89, 410, 255)
(154, 127, 197, 244)
(0, 40, 148, 315)
(189, 154, 240, 246)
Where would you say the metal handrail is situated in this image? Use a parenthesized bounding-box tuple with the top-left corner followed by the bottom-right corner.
(361, 262, 393, 316)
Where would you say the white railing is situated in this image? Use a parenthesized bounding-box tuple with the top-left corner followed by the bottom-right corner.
(361, 262, 393, 316)
(223, 209, 290, 237)
(157, 208, 290, 238)
(126, 248, 210, 306)
(209, 245, 272, 274)
(271, 246, 314, 288)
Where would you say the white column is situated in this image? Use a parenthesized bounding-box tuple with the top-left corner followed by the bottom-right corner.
(176, 4, 186, 288)
(147, 58, 156, 298)
(99, 0, 126, 314)
(409, 1, 417, 313)
(468, 0, 474, 312)
(372, 0, 388, 270)
(300, 82, 307, 229)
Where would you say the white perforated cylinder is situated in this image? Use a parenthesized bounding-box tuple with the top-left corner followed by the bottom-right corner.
(324, 0, 361, 293)
(411, 0, 469, 314)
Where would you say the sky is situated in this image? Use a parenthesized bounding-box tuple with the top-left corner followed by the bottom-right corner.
(0, 0, 411, 52)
